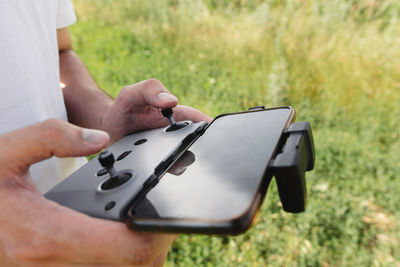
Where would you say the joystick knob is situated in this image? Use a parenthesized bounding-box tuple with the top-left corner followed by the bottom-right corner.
(161, 108, 189, 132)
(161, 108, 176, 126)
(98, 151, 118, 179)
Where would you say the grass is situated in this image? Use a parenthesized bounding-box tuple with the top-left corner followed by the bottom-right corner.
(71, 0, 400, 265)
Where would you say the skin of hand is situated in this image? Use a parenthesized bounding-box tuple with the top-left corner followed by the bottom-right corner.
(0, 119, 177, 266)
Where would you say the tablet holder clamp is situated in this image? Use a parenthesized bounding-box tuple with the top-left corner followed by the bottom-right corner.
(270, 121, 315, 213)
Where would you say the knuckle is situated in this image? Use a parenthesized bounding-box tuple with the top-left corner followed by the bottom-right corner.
(118, 86, 132, 99)
(143, 78, 162, 88)
(42, 118, 62, 127)
(39, 119, 68, 156)
(40, 119, 63, 142)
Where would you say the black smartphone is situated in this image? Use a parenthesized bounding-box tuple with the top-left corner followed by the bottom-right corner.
(127, 107, 295, 235)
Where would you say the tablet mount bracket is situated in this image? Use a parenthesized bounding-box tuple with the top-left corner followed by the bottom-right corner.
(269, 121, 315, 213)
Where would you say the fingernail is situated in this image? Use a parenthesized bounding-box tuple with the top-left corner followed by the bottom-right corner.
(157, 92, 178, 103)
(82, 129, 109, 145)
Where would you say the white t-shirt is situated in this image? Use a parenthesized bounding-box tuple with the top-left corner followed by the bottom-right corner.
(0, 0, 86, 193)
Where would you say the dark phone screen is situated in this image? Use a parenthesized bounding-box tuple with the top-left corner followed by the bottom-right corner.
(132, 108, 293, 222)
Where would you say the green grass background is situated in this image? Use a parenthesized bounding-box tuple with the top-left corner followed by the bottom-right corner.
(71, 0, 400, 265)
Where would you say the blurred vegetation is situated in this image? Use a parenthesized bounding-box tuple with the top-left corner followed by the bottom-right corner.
(71, 0, 400, 265)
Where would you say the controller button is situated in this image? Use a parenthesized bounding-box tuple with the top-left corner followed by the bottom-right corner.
(117, 150, 132, 161)
(134, 139, 147, 146)
(105, 201, 116, 211)
(96, 168, 108, 176)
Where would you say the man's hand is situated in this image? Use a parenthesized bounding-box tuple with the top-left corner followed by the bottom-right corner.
(101, 79, 212, 143)
(0, 119, 176, 266)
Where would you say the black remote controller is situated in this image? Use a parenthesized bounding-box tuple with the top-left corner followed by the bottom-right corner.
(45, 106, 315, 234)
(45, 108, 208, 221)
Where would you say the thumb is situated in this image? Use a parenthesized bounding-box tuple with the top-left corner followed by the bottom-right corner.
(118, 79, 178, 110)
(0, 119, 109, 176)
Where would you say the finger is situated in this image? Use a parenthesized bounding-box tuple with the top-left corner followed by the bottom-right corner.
(47, 203, 178, 265)
(0, 119, 109, 176)
(173, 105, 213, 123)
(3, 186, 176, 266)
(118, 79, 178, 111)
(88, 227, 176, 266)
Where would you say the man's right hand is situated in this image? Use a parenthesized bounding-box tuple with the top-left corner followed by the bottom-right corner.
(0, 119, 176, 266)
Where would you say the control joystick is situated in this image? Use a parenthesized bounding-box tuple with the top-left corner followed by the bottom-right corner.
(99, 151, 118, 179)
(161, 108, 189, 132)
(98, 151, 133, 190)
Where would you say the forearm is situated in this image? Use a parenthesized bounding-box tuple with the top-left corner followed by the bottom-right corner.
(60, 49, 113, 130)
